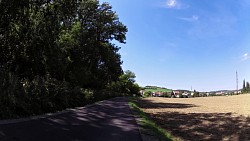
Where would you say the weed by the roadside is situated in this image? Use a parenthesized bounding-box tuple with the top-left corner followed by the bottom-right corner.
(128, 97, 179, 141)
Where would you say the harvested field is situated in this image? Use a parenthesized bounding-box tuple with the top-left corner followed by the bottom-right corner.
(137, 94, 250, 141)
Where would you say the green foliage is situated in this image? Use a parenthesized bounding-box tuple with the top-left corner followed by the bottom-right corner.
(243, 80, 246, 92)
(242, 80, 250, 93)
(246, 82, 250, 93)
(109, 70, 140, 95)
(130, 83, 141, 95)
(143, 91, 152, 97)
(163, 92, 171, 98)
(193, 90, 200, 97)
(143, 87, 172, 93)
(93, 89, 126, 102)
(0, 0, 130, 119)
(0, 0, 127, 86)
(0, 70, 71, 118)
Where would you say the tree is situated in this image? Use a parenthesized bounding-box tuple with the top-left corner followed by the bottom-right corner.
(144, 91, 152, 97)
(0, 0, 127, 88)
(110, 70, 140, 94)
(243, 80, 246, 93)
(193, 89, 199, 97)
(246, 82, 250, 93)
(0, 0, 129, 118)
(0, 0, 78, 79)
(60, 0, 127, 88)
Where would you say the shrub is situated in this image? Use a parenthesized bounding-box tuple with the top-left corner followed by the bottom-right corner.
(0, 68, 126, 119)
(163, 92, 171, 98)
(144, 91, 152, 97)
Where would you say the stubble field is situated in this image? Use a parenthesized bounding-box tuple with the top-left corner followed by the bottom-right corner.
(137, 94, 250, 141)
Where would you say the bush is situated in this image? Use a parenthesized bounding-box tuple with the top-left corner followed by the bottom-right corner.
(179, 94, 183, 98)
(130, 83, 140, 95)
(0, 70, 94, 119)
(143, 91, 152, 97)
(0, 68, 127, 119)
(0, 69, 26, 118)
(163, 92, 171, 98)
(93, 89, 125, 102)
(193, 92, 200, 97)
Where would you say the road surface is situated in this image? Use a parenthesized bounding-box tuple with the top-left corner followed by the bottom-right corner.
(0, 97, 142, 141)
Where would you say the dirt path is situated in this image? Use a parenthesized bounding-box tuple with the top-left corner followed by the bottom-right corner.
(0, 97, 142, 141)
(138, 94, 250, 141)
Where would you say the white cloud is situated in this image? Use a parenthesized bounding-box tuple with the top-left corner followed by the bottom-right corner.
(178, 15, 199, 22)
(166, 0, 177, 8)
(242, 53, 249, 61)
(161, 0, 189, 9)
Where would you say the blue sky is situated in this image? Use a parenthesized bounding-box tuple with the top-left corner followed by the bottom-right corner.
(100, 0, 250, 91)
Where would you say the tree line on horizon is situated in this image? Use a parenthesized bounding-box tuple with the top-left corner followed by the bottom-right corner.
(0, 0, 139, 119)
(242, 80, 250, 93)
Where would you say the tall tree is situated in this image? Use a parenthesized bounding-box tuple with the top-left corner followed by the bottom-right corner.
(243, 80, 246, 93)
(246, 81, 250, 93)
(0, 0, 127, 88)
(0, 0, 128, 118)
(109, 70, 140, 94)
(62, 0, 127, 88)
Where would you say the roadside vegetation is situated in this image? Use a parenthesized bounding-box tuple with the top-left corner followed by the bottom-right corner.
(129, 97, 178, 141)
(0, 0, 139, 119)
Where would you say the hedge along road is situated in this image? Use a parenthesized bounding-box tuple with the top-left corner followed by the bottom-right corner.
(0, 97, 142, 141)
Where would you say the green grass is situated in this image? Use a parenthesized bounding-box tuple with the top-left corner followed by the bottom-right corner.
(128, 97, 178, 141)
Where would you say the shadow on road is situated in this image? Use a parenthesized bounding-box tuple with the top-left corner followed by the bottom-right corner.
(137, 98, 250, 141)
(0, 97, 142, 141)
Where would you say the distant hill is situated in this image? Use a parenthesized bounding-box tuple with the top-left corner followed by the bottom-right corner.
(209, 90, 235, 93)
(143, 86, 172, 93)
(173, 89, 191, 92)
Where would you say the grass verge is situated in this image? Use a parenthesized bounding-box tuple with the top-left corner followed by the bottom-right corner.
(128, 96, 179, 141)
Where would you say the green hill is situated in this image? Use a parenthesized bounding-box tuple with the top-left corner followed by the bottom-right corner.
(143, 86, 172, 93)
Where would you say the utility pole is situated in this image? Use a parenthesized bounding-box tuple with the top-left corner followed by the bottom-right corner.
(236, 71, 238, 94)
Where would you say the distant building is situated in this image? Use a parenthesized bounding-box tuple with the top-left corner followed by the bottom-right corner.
(215, 91, 225, 95)
(173, 90, 180, 95)
(234, 90, 241, 94)
(154, 92, 164, 97)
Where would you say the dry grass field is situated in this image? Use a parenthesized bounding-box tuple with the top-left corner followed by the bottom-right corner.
(137, 94, 250, 141)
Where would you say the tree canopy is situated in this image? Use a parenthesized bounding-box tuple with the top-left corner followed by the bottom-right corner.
(0, 0, 127, 88)
(110, 70, 140, 94)
(0, 0, 137, 119)
(242, 80, 250, 93)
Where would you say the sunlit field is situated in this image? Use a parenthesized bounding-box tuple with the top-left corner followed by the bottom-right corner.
(138, 94, 250, 141)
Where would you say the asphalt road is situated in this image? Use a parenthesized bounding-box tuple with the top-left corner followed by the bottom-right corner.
(0, 97, 142, 141)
